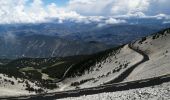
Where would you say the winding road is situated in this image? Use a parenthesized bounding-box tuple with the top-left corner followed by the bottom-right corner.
(56, 44, 149, 84)
(106, 44, 149, 84)
(2, 74, 170, 100)
(1, 44, 170, 100)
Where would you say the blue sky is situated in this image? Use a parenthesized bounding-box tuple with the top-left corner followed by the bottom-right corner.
(43, 0, 68, 6)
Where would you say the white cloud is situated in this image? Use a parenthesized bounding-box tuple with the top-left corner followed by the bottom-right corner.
(113, 12, 147, 18)
(154, 14, 169, 20)
(66, 0, 150, 16)
(67, 0, 170, 16)
(0, 0, 169, 24)
(97, 17, 127, 27)
(67, 0, 114, 16)
(0, 0, 47, 23)
(146, 0, 170, 15)
(47, 3, 81, 19)
(0, 0, 82, 24)
(111, 0, 149, 15)
(0, 0, 126, 24)
(105, 18, 126, 24)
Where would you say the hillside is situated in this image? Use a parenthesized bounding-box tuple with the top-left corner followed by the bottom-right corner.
(54, 28, 170, 92)
(0, 21, 169, 59)
(60, 81, 170, 100)
(0, 34, 109, 59)
(0, 28, 170, 98)
(52, 28, 170, 99)
(125, 29, 170, 81)
(64, 24, 169, 45)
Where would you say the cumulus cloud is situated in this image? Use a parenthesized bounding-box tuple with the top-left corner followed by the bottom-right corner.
(111, 0, 149, 15)
(67, 0, 114, 16)
(105, 18, 126, 24)
(0, 0, 169, 24)
(67, 0, 170, 16)
(0, 0, 83, 24)
(146, 0, 170, 15)
(0, 0, 46, 23)
(0, 0, 124, 24)
(97, 17, 126, 27)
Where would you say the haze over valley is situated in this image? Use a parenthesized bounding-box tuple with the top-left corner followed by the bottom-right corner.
(0, 0, 170, 100)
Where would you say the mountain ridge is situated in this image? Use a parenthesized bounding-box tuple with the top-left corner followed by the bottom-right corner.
(0, 28, 170, 98)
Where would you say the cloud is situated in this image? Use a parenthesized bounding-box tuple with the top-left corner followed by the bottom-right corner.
(0, 0, 82, 24)
(154, 14, 170, 20)
(0, 0, 45, 23)
(105, 18, 126, 24)
(146, 0, 170, 15)
(67, 0, 114, 16)
(97, 17, 127, 27)
(0, 0, 125, 24)
(0, 0, 44, 23)
(111, 0, 149, 15)
(67, 0, 170, 16)
(46, 3, 84, 23)
(66, 0, 149, 16)
(0, 0, 169, 24)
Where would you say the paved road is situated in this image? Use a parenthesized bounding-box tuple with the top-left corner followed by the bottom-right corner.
(56, 44, 149, 84)
(107, 44, 149, 84)
(1, 44, 169, 100)
(2, 74, 170, 100)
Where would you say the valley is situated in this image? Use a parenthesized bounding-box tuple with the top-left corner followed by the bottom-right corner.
(0, 28, 170, 99)
(0, 0, 170, 99)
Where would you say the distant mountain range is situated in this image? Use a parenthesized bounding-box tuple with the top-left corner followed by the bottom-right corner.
(0, 28, 170, 98)
(64, 24, 166, 45)
(0, 17, 169, 59)
(0, 34, 109, 59)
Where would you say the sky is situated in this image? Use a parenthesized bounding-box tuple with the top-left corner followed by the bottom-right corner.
(43, 0, 68, 6)
(0, 0, 170, 24)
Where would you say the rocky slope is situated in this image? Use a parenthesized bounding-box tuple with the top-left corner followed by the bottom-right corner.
(56, 28, 170, 100)
(55, 28, 170, 91)
(125, 29, 170, 81)
(60, 81, 170, 100)
(0, 28, 170, 98)
(0, 73, 42, 97)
